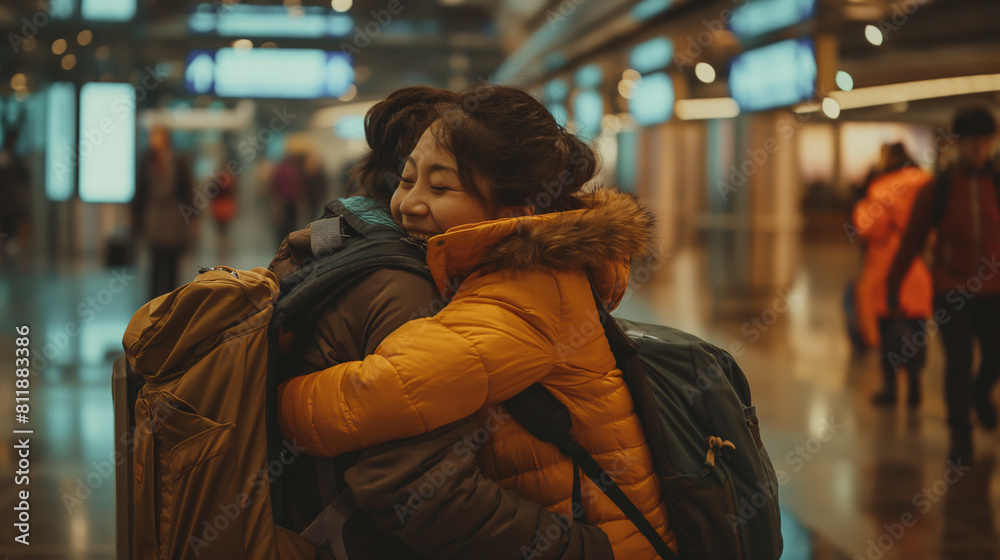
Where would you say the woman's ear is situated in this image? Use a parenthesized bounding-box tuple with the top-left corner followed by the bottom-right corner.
(498, 204, 536, 218)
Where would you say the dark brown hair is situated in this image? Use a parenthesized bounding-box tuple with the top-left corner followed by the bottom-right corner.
(357, 83, 598, 215)
(434, 84, 598, 214)
(355, 86, 457, 206)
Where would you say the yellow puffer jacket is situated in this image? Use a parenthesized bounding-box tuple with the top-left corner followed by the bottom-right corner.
(278, 189, 677, 559)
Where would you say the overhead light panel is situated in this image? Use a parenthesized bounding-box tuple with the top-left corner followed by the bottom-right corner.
(675, 97, 739, 120)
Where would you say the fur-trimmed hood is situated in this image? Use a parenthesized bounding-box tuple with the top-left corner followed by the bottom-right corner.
(425, 188, 656, 307)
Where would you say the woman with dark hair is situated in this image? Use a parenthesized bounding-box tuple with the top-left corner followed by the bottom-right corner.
(269, 86, 610, 559)
(852, 142, 933, 407)
(278, 84, 676, 559)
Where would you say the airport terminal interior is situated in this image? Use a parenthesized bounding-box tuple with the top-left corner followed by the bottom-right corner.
(2, 0, 1000, 558)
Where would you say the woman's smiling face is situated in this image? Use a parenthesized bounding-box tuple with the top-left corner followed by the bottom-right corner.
(390, 120, 491, 239)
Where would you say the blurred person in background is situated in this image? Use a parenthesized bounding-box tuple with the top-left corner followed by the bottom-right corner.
(133, 126, 197, 299)
(0, 123, 31, 260)
(888, 106, 1000, 464)
(209, 142, 239, 238)
(852, 142, 933, 408)
(303, 151, 328, 218)
(845, 143, 895, 356)
(271, 151, 308, 244)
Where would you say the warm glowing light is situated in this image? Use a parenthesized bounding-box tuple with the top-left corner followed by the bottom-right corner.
(331, 0, 352, 11)
(338, 84, 357, 101)
(53, 38, 67, 55)
(787, 73, 1000, 113)
(77, 30, 93, 45)
(11, 73, 27, 89)
(618, 79, 637, 99)
(695, 62, 716, 83)
(822, 97, 841, 119)
(835, 70, 853, 91)
(622, 69, 641, 82)
(96, 45, 111, 60)
(675, 97, 740, 120)
(865, 25, 883, 46)
(232, 39, 253, 50)
(62, 54, 77, 70)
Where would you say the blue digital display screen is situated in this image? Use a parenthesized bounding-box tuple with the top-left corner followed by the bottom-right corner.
(575, 65, 603, 89)
(185, 49, 354, 99)
(574, 90, 603, 142)
(78, 83, 135, 203)
(630, 37, 674, 74)
(189, 4, 353, 37)
(730, 0, 815, 41)
(82, 0, 135, 21)
(729, 38, 816, 112)
(46, 83, 76, 201)
(629, 72, 674, 126)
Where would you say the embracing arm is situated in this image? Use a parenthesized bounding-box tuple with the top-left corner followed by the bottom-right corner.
(278, 269, 562, 457)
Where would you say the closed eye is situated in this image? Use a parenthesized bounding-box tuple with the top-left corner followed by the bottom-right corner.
(400, 177, 416, 184)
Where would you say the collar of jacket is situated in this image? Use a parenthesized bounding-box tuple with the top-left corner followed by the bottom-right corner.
(425, 188, 656, 309)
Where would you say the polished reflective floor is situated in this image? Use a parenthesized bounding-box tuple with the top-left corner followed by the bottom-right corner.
(0, 218, 998, 559)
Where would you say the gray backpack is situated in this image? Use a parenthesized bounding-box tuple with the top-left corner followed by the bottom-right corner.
(506, 286, 783, 560)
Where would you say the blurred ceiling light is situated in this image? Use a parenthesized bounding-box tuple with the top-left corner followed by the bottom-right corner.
(53, 38, 68, 55)
(77, 30, 93, 46)
(804, 73, 1000, 111)
(618, 79, 637, 99)
(339, 84, 358, 102)
(23, 37, 37, 52)
(821, 97, 840, 118)
(622, 69, 641, 82)
(675, 97, 739, 120)
(835, 70, 853, 91)
(864, 25, 883, 46)
(232, 39, 253, 50)
(695, 62, 716, 84)
(11, 73, 27, 89)
(96, 45, 111, 60)
(62, 54, 77, 70)
(261, 42, 277, 48)
(331, 0, 352, 11)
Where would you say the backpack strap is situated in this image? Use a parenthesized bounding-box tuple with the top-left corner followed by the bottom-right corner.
(505, 285, 678, 560)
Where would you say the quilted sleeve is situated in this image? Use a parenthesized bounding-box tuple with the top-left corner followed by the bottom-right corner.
(277, 269, 563, 456)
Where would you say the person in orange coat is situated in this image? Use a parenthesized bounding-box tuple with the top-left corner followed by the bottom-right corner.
(851, 143, 933, 407)
(278, 85, 676, 559)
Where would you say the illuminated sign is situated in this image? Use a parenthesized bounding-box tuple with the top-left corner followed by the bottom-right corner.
(629, 37, 673, 74)
(631, 0, 672, 21)
(629, 72, 674, 126)
(729, 38, 816, 112)
(46, 83, 75, 201)
(544, 79, 568, 103)
(189, 4, 353, 37)
(185, 49, 354, 99)
(574, 90, 603, 142)
(575, 65, 603, 89)
(78, 83, 135, 203)
(82, 0, 135, 21)
(730, 0, 815, 42)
